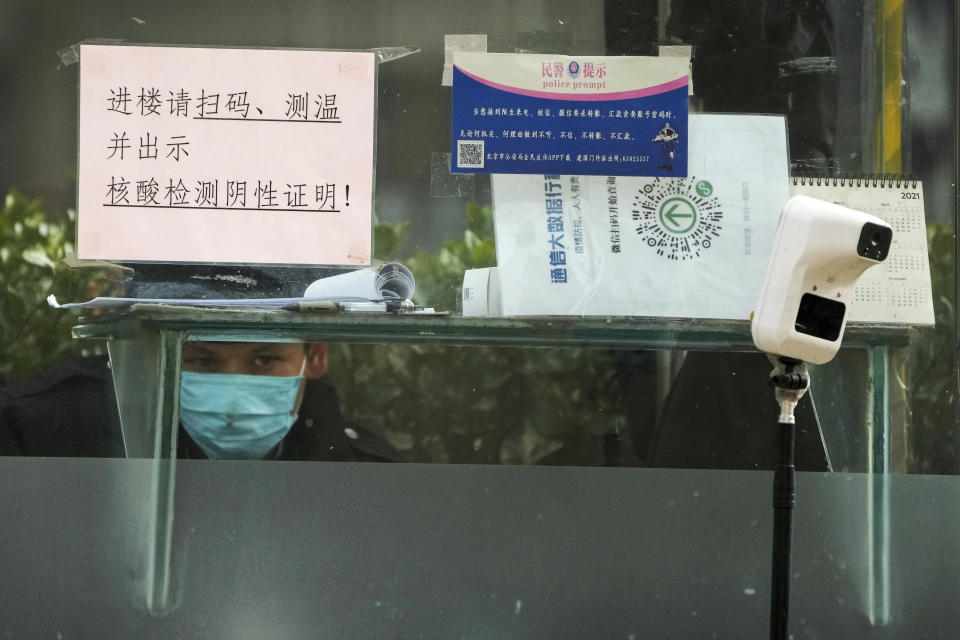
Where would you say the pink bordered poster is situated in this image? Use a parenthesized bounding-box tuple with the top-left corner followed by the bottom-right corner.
(77, 44, 376, 265)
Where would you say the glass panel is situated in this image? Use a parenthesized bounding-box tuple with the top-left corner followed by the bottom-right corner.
(2, 0, 954, 473)
(1, 459, 957, 637)
(70, 313, 891, 470)
(0, 0, 956, 636)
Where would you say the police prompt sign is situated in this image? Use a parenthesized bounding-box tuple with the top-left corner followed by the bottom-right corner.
(451, 53, 690, 178)
(77, 44, 376, 265)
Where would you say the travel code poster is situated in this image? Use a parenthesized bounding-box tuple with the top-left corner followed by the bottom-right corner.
(450, 53, 689, 177)
(77, 44, 375, 265)
(491, 114, 791, 320)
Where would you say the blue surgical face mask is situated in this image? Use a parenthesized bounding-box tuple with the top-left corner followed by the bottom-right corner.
(179, 365, 304, 460)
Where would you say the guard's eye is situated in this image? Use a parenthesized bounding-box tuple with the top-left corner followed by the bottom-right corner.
(184, 355, 217, 370)
(250, 355, 286, 369)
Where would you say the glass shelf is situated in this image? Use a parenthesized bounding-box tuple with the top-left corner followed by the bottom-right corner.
(70, 303, 908, 615)
(71, 303, 914, 350)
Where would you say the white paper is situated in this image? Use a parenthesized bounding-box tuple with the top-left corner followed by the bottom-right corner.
(48, 294, 314, 310)
(491, 113, 790, 319)
(461, 267, 502, 317)
(303, 263, 414, 300)
(48, 262, 417, 312)
(78, 45, 376, 265)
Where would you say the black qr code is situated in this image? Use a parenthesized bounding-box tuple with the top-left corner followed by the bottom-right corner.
(457, 140, 484, 168)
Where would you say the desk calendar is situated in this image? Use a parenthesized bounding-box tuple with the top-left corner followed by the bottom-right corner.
(790, 175, 935, 325)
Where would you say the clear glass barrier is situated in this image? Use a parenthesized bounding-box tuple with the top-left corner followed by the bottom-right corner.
(1, 0, 955, 474)
(0, 0, 956, 636)
(1, 459, 957, 638)
(76, 308, 898, 472)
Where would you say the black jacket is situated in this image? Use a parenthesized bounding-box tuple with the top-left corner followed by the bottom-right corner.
(1, 356, 400, 462)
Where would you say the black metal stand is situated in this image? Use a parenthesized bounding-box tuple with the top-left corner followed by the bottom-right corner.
(770, 418, 795, 639)
(767, 357, 809, 640)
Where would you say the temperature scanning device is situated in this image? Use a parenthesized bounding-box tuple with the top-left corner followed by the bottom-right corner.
(752, 194, 893, 365)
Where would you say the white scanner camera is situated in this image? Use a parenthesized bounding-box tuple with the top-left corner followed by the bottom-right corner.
(752, 195, 892, 365)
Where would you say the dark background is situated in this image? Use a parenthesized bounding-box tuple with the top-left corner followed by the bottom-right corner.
(0, 0, 955, 234)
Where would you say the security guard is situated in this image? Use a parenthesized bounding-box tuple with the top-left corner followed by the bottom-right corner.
(0, 342, 400, 462)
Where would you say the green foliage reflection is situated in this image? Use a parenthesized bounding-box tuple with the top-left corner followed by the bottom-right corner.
(0, 191, 105, 384)
(903, 222, 957, 473)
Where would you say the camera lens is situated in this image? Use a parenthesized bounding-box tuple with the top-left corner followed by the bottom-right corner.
(858, 222, 892, 261)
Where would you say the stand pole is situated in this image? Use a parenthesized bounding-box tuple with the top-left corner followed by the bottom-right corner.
(770, 419, 795, 640)
(766, 357, 808, 640)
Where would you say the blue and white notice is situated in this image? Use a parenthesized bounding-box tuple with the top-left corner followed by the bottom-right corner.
(450, 52, 690, 177)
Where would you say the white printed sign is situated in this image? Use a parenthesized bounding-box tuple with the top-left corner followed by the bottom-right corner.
(78, 44, 376, 265)
(492, 114, 791, 319)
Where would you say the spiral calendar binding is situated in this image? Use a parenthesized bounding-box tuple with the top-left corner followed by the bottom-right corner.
(791, 173, 919, 189)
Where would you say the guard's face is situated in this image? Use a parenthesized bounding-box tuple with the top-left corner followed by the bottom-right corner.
(182, 342, 308, 377)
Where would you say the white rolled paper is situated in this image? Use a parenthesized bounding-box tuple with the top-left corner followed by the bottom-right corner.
(302, 263, 415, 300)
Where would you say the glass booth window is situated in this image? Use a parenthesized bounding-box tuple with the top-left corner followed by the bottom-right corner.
(0, 0, 956, 473)
(1, 1, 958, 638)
